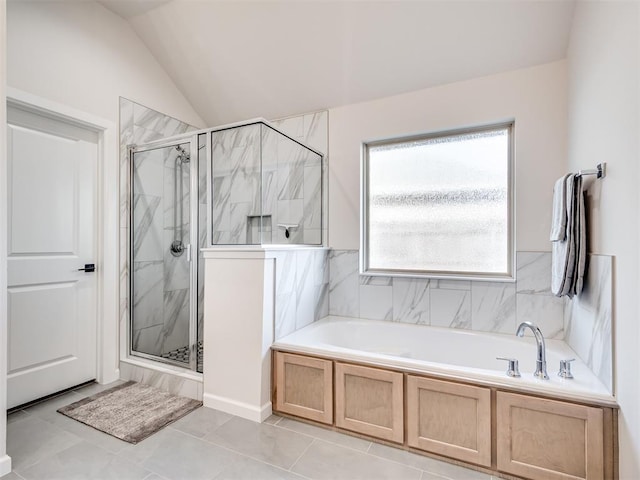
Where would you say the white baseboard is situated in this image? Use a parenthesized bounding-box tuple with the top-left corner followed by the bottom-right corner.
(0, 454, 12, 477)
(203, 393, 272, 423)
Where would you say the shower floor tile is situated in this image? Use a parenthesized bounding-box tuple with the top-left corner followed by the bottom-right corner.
(161, 341, 204, 371)
(6, 383, 497, 480)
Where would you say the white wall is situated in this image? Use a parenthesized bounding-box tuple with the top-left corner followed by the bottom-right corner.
(6, 0, 204, 128)
(0, 0, 10, 475)
(566, 3, 640, 478)
(328, 61, 568, 251)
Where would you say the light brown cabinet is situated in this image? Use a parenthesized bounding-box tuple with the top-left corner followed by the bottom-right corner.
(272, 351, 617, 479)
(407, 376, 491, 467)
(496, 391, 606, 480)
(274, 352, 333, 424)
(335, 362, 404, 443)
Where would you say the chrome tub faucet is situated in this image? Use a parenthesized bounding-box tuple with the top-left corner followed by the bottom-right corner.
(516, 321, 549, 380)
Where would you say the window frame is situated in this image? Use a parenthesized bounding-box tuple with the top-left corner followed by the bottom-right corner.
(360, 121, 516, 282)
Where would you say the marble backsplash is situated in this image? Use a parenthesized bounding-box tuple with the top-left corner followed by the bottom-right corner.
(328, 250, 566, 338)
(272, 248, 330, 340)
(564, 255, 613, 392)
(327, 249, 613, 393)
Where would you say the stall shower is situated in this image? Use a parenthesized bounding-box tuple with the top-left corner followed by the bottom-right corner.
(128, 121, 323, 373)
(130, 134, 206, 372)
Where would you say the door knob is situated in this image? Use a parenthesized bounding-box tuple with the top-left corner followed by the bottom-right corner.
(77, 263, 95, 273)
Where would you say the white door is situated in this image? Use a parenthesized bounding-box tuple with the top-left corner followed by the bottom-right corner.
(6, 105, 98, 408)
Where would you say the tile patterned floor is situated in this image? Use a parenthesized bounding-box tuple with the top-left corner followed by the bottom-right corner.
(5, 382, 499, 480)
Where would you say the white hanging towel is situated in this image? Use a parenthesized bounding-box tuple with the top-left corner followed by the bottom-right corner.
(551, 174, 586, 297)
(550, 174, 571, 242)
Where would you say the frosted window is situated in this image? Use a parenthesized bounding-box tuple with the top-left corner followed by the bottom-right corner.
(363, 124, 513, 279)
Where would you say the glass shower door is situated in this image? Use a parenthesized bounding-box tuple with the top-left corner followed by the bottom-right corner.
(130, 138, 199, 370)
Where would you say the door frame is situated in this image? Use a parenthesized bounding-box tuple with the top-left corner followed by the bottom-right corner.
(5, 87, 119, 386)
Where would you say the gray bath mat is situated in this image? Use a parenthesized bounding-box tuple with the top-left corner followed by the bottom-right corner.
(57, 381, 202, 444)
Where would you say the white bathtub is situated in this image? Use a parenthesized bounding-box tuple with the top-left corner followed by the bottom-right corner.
(273, 316, 615, 406)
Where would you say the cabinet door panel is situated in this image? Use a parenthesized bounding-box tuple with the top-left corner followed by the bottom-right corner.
(407, 376, 491, 467)
(275, 352, 333, 424)
(496, 392, 604, 480)
(335, 363, 403, 443)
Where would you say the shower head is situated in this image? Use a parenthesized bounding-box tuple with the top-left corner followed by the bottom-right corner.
(175, 145, 190, 163)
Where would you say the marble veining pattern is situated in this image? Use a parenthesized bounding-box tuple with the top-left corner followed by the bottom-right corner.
(274, 249, 329, 340)
(132, 261, 163, 331)
(392, 278, 430, 325)
(359, 285, 393, 321)
(564, 255, 613, 392)
(132, 194, 163, 262)
(119, 98, 199, 368)
(161, 289, 190, 354)
(329, 250, 564, 337)
(516, 293, 564, 339)
(327, 248, 613, 394)
(471, 281, 516, 334)
(516, 251, 553, 295)
(119, 363, 201, 400)
(197, 134, 208, 367)
(211, 125, 262, 245)
(271, 111, 328, 245)
(328, 250, 359, 317)
(430, 288, 472, 329)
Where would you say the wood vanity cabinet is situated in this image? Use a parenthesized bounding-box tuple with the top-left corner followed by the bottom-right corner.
(496, 391, 608, 480)
(334, 362, 404, 443)
(274, 352, 333, 424)
(406, 375, 492, 467)
(272, 351, 617, 480)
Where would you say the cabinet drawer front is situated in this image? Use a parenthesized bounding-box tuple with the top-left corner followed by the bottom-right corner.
(407, 376, 491, 467)
(496, 392, 604, 480)
(335, 363, 404, 443)
(275, 352, 333, 424)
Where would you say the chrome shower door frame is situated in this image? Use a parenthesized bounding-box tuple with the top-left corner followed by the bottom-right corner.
(128, 134, 200, 372)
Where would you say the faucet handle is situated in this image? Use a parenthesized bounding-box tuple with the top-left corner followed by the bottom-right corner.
(497, 357, 521, 378)
(558, 358, 575, 379)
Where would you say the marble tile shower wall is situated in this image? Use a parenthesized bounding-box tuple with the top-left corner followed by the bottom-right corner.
(211, 123, 323, 245)
(197, 133, 207, 351)
(273, 249, 330, 340)
(271, 111, 328, 245)
(328, 250, 566, 338)
(211, 124, 262, 244)
(261, 126, 322, 245)
(119, 98, 196, 361)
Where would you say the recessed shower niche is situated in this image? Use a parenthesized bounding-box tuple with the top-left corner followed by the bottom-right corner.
(128, 120, 323, 373)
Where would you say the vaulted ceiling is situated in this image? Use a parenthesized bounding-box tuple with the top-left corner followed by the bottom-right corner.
(99, 0, 576, 126)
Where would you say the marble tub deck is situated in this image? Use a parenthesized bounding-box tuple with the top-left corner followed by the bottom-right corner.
(6, 382, 498, 480)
